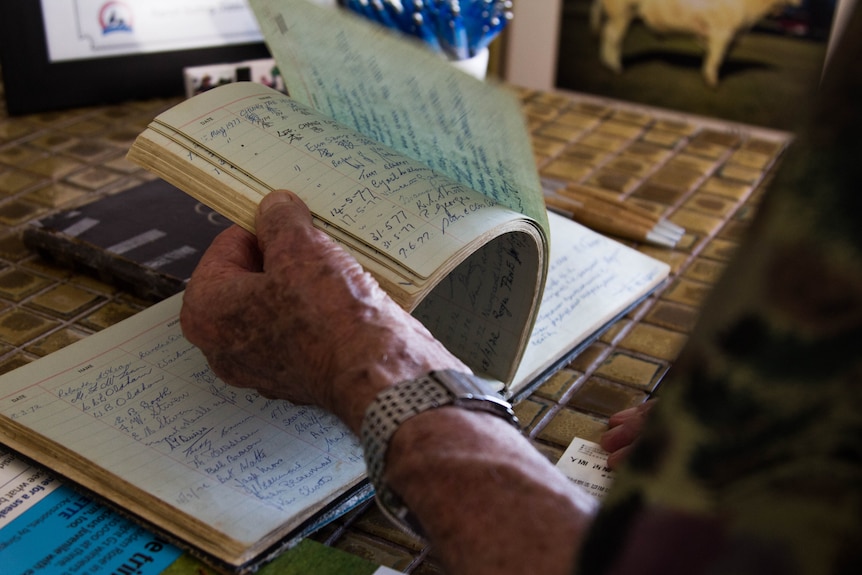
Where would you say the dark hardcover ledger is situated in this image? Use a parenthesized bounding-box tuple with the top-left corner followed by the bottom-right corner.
(24, 180, 231, 301)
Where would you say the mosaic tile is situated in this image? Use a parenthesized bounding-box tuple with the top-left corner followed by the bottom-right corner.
(103, 154, 145, 174)
(332, 531, 415, 572)
(681, 192, 737, 218)
(717, 218, 752, 243)
(68, 273, 121, 295)
(594, 352, 667, 392)
(596, 119, 644, 140)
(62, 118, 108, 136)
(23, 182, 89, 208)
(644, 300, 701, 333)
(654, 118, 696, 135)
(560, 143, 613, 166)
(578, 131, 628, 153)
(23, 155, 85, 179)
(636, 245, 690, 275)
(76, 300, 142, 331)
(628, 198, 666, 218)
(65, 141, 118, 163)
(661, 277, 715, 308)
(646, 163, 702, 193)
(631, 182, 687, 205)
(0, 145, 44, 167)
(540, 157, 593, 181)
(683, 257, 728, 284)
(531, 135, 568, 157)
(602, 156, 653, 177)
(698, 176, 752, 201)
(741, 137, 785, 157)
(693, 129, 742, 148)
(568, 376, 649, 417)
(0, 119, 37, 142)
(534, 368, 580, 401)
(621, 141, 673, 164)
(618, 323, 688, 362)
(671, 231, 701, 253)
(0, 232, 31, 262)
(0, 308, 59, 346)
(681, 139, 728, 160)
(571, 101, 612, 117)
(668, 153, 717, 176)
(64, 167, 124, 190)
(699, 237, 739, 261)
(554, 110, 601, 130)
(640, 128, 685, 148)
(566, 342, 610, 373)
(0, 268, 53, 301)
(668, 208, 724, 237)
(532, 439, 565, 464)
(0, 353, 33, 376)
(21, 257, 74, 280)
(611, 109, 653, 126)
(583, 168, 640, 194)
(26, 284, 105, 318)
(28, 132, 80, 152)
(728, 149, 773, 170)
(0, 200, 48, 226)
(514, 398, 551, 431)
(522, 102, 559, 122)
(535, 122, 582, 142)
(24, 327, 89, 357)
(536, 406, 607, 447)
(598, 318, 630, 344)
(0, 168, 42, 195)
(720, 163, 763, 184)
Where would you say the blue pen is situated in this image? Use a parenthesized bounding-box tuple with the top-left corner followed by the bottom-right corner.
(447, 1, 470, 60)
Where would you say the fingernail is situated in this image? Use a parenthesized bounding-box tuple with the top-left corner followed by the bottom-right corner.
(259, 190, 293, 214)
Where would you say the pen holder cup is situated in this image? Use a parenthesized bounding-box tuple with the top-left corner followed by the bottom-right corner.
(449, 48, 490, 80)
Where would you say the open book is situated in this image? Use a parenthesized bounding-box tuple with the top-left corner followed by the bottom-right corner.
(127, 80, 548, 387)
(0, 0, 670, 572)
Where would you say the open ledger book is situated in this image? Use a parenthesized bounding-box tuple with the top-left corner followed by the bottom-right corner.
(0, 0, 670, 572)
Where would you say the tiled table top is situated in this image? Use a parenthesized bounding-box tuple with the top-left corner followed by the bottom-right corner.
(0, 83, 790, 573)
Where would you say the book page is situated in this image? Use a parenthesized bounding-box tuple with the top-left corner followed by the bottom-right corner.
(147, 82, 524, 282)
(249, 0, 549, 232)
(510, 212, 670, 394)
(0, 294, 366, 565)
(413, 227, 544, 382)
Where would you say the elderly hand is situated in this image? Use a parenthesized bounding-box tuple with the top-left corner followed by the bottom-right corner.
(180, 190, 467, 432)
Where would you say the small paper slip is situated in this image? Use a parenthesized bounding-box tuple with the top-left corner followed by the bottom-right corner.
(556, 438, 616, 500)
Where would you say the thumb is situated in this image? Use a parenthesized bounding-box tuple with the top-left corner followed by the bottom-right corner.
(255, 189, 313, 250)
(255, 189, 335, 271)
(258, 189, 313, 229)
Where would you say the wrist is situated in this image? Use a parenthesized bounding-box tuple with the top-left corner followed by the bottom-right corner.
(325, 324, 467, 434)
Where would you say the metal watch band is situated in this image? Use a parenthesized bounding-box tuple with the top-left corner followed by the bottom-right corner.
(360, 369, 519, 536)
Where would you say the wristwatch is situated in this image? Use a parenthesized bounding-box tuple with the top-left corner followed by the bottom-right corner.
(360, 369, 520, 537)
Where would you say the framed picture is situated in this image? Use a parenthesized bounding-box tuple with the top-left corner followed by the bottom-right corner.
(0, 1, 271, 116)
(553, 0, 840, 131)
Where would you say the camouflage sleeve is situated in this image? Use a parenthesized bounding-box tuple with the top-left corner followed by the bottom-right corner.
(576, 8, 862, 575)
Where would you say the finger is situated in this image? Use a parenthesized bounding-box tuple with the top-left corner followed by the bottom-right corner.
(255, 190, 320, 266)
(605, 445, 631, 470)
(192, 225, 262, 281)
(599, 419, 644, 453)
(607, 398, 656, 427)
(256, 189, 368, 281)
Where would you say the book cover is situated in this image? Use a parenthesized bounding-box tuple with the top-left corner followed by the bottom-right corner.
(24, 180, 231, 301)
